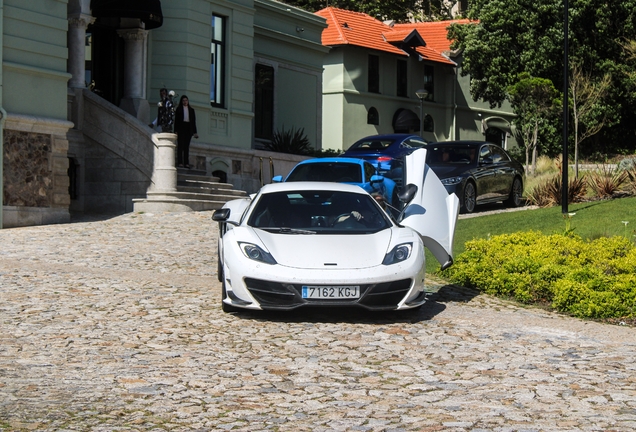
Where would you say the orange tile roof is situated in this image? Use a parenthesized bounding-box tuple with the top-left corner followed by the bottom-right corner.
(315, 7, 468, 66)
(394, 19, 474, 53)
(316, 7, 406, 56)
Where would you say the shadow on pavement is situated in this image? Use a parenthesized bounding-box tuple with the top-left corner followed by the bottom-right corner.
(230, 283, 480, 325)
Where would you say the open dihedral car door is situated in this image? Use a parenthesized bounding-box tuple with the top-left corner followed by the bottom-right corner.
(400, 148, 460, 270)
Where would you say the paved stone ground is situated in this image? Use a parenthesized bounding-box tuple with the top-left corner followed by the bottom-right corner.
(1, 211, 636, 432)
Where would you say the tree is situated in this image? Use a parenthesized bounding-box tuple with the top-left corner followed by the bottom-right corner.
(569, 64, 613, 178)
(507, 74, 561, 175)
(448, 0, 636, 153)
(279, 0, 465, 23)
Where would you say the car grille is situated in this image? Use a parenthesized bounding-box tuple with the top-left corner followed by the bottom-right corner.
(243, 278, 412, 310)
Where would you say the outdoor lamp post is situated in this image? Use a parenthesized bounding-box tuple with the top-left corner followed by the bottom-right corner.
(415, 89, 429, 138)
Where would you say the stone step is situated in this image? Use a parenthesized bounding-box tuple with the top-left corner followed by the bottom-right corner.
(148, 190, 241, 202)
(177, 185, 246, 197)
(132, 197, 226, 213)
(133, 168, 247, 213)
(177, 179, 241, 192)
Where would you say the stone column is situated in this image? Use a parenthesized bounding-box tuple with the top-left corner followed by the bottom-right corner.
(117, 28, 150, 122)
(151, 133, 178, 193)
(67, 14, 94, 89)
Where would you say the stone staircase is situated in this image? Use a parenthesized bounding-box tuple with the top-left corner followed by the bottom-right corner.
(133, 167, 248, 213)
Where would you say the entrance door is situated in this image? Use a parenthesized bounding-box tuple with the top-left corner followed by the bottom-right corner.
(86, 22, 125, 106)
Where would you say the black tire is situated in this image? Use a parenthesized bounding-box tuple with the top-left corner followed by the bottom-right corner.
(217, 254, 223, 282)
(504, 177, 524, 208)
(461, 181, 476, 214)
(221, 280, 240, 313)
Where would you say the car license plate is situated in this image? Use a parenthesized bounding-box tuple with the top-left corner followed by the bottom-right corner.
(302, 285, 360, 299)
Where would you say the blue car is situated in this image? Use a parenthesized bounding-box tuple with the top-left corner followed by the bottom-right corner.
(272, 158, 399, 212)
(340, 134, 428, 185)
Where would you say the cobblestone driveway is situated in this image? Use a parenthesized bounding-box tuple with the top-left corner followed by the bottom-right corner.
(1, 211, 635, 431)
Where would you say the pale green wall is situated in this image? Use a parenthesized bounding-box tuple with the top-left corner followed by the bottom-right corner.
(254, 0, 326, 149)
(276, 67, 318, 146)
(321, 93, 343, 150)
(2, 0, 70, 119)
(320, 44, 518, 151)
(321, 45, 451, 149)
(149, 0, 255, 149)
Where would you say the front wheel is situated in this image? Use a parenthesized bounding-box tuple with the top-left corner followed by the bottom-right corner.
(461, 181, 476, 214)
(504, 177, 524, 208)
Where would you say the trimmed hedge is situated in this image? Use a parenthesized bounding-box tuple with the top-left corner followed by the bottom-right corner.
(440, 231, 636, 319)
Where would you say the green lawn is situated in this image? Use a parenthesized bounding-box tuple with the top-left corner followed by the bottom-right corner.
(427, 196, 636, 274)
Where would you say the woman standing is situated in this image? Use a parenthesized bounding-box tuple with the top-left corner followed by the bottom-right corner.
(174, 95, 199, 168)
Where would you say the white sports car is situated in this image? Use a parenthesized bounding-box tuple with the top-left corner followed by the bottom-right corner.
(213, 149, 459, 312)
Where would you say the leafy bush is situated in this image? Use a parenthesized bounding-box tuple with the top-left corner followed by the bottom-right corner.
(623, 169, 636, 195)
(618, 156, 636, 171)
(526, 174, 587, 207)
(264, 126, 312, 155)
(586, 166, 626, 198)
(440, 231, 636, 319)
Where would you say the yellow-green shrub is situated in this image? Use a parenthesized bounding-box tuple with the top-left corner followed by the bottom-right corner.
(441, 231, 636, 319)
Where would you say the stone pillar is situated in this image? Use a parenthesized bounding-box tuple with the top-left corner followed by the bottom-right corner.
(117, 28, 150, 122)
(67, 14, 94, 89)
(151, 133, 178, 193)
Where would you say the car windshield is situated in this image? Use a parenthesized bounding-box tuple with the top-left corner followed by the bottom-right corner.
(247, 190, 391, 234)
(286, 163, 362, 183)
(426, 146, 477, 165)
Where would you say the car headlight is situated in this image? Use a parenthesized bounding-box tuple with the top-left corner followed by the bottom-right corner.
(382, 243, 412, 265)
(441, 177, 463, 185)
(239, 242, 277, 264)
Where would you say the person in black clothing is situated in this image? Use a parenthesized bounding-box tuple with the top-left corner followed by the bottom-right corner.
(174, 95, 199, 168)
(149, 88, 174, 132)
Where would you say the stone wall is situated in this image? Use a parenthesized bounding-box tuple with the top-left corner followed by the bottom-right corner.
(3, 131, 53, 207)
(2, 114, 74, 228)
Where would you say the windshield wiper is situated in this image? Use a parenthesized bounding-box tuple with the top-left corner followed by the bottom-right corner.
(260, 227, 317, 234)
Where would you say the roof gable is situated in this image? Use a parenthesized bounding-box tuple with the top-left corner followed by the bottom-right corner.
(393, 19, 474, 53)
(315, 7, 463, 65)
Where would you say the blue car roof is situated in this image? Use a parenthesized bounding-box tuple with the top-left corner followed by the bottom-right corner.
(296, 157, 366, 165)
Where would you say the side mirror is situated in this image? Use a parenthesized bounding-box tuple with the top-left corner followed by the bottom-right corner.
(370, 174, 385, 184)
(398, 183, 418, 204)
(212, 208, 230, 221)
(272, 175, 284, 183)
(480, 157, 493, 165)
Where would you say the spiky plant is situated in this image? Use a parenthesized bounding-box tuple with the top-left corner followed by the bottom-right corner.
(586, 166, 626, 199)
(264, 126, 312, 155)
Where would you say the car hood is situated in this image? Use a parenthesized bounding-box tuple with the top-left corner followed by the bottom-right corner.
(254, 229, 394, 270)
(427, 164, 470, 179)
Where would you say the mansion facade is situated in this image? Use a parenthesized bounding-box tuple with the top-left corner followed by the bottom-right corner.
(1, 0, 515, 228)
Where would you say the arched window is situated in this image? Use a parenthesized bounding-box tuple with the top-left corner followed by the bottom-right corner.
(367, 107, 379, 125)
(423, 114, 434, 132)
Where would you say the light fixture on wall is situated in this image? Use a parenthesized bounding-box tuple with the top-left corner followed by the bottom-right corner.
(296, 26, 304, 32)
(415, 89, 429, 138)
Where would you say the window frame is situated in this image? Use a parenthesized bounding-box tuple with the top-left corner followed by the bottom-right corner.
(254, 63, 275, 140)
(397, 59, 408, 97)
(423, 65, 434, 101)
(368, 54, 380, 93)
(210, 14, 226, 107)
